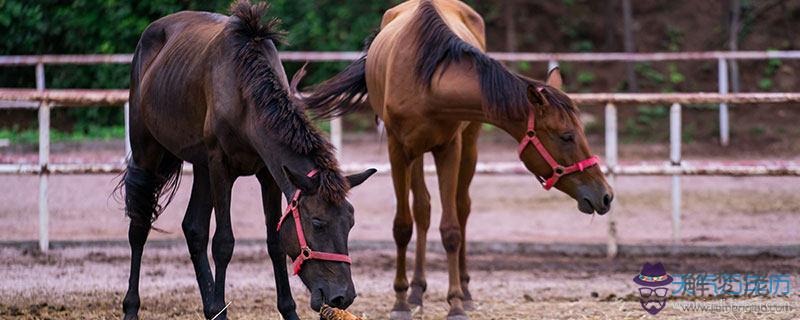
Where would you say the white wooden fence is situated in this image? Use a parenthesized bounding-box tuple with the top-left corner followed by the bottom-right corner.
(1, 52, 800, 255)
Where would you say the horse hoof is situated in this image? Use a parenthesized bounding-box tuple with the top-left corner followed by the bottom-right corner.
(389, 310, 413, 320)
(462, 299, 476, 311)
(122, 314, 139, 320)
(407, 294, 424, 307)
(447, 314, 470, 320)
(410, 304, 423, 315)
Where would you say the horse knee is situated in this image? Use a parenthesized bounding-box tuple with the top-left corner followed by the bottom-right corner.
(212, 232, 235, 264)
(392, 220, 413, 246)
(439, 226, 462, 253)
(412, 200, 431, 229)
(182, 223, 208, 257)
(456, 197, 471, 218)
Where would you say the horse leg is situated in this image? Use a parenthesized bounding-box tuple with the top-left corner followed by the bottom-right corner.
(256, 169, 300, 320)
(207, 148, 236, 319)
(388, 136, 414, 320)
(408, 157, 431, 311)
(456, 123, 480, 311)
(180, 165, 215, 318)
(122, 130, 182, 320)
(432, 135, 467, 320)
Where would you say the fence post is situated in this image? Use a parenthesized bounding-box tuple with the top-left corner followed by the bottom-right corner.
(36, 61, 49, 253)
(604, 102, 618, 258)
(670, 103, 682, 245)
(124, 101, 131, 159)
(548, 60, 559, 73)
(331, 118, 343, 161)
(718, 58, 730, 146)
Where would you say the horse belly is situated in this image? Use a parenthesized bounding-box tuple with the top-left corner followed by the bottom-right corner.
(137, 40, 212, 162)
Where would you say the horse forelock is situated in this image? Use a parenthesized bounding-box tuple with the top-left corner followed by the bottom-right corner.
(228, 0, 348, 204)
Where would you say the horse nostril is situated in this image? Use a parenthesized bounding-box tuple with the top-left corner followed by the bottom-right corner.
(603, 194, 613, 207)
(329, 295, 346, 308)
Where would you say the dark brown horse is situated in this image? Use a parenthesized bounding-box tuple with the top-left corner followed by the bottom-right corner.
(120, 1, 375, 319)
(306, 1, 613, 319)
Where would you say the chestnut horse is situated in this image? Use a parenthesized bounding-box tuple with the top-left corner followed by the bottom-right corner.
(306, 0, 613, 319)
(120, 1, 375, 319)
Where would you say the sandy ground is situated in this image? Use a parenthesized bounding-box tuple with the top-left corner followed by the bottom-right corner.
(1, 174, 799, 247)
(1, 243, 799, 319)
(1, 138, 800, 319)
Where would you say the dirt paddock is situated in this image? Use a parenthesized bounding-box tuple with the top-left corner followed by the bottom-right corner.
(0, 243, 798, 320)
(1, 139, 800, 319)
(1, 173, 799, 319)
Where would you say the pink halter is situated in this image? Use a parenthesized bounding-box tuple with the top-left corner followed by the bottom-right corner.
(277, 169, 352, 275)
(518, 107, 600, 190)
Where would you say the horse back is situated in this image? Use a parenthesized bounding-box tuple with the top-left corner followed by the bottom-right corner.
(130, 11, 230, 161)
(367, 0, 486, 130)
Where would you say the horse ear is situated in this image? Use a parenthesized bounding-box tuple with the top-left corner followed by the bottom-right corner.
(546, 67, 563, 90)
(347, 168, 377, 188)
(527, 85, 547, 106)
(282, 166, 318, 193)
(289, 62, 309, 96)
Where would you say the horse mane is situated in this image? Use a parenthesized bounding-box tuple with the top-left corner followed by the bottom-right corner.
(227, 0, 348, 203)
(413, 0, 577, 120)
(518, 76, 580, 116)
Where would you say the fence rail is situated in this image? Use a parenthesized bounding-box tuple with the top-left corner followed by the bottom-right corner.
(2, 51, 800, 254)
(2, 50, 800, 65)
(2, 162, 799, 176)
(4, 89, 800, 108)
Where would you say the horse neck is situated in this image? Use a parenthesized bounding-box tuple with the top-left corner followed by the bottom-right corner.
(244, 126, 319, 200)
(427, 65, 530, 141)
(426, 75, 550, 175)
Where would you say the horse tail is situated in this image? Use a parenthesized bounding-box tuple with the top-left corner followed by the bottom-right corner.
(303, 31, 377, 120)
(114, 157, 182, 230)
(113, 30, 183, 231)
(303, 56, 368, 119)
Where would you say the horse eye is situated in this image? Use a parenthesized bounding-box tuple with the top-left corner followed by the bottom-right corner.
(311, 218, 327, 229)
(559, 132, 575, 142)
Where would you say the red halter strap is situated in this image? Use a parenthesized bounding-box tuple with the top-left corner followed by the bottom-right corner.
(517, 109, 600, 190)
(276, 169, 352, 275)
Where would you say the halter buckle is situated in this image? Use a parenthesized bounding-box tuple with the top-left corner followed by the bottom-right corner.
(553, 166, 565, 176)
(301, 246, 312, 258)
(526, 130, 536, 137)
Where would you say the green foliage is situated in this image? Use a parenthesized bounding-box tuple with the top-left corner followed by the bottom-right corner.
(0, 125, 125, 145)
(635, 63, 665, 84)
(758, 78, 773, 90)
(667, 63, 685, 85)
(0, 0, 395, 130)
(664, 27, 684, 52)
(749, 126, 766, 136)
(758, 54, 781, 91)
(636, 105, 668, 125)
(577, 71, 595, 86)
